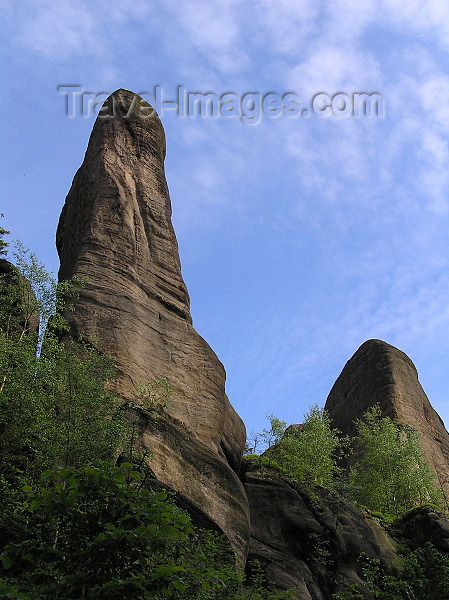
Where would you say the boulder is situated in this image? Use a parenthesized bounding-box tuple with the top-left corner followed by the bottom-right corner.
(399, 506, 449, 552)
(56, 89, 249, 563)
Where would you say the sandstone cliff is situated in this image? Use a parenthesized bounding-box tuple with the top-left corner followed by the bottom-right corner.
(240, 340, 449, 598)
(56, 89, 249, 563)
(55, 91, 449, 597)
(325, 339, 449, 500)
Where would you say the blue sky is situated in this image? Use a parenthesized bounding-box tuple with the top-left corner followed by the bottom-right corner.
(2, 1, 449, 437)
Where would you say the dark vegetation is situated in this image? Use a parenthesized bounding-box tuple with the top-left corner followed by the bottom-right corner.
(0, 224, 294, 599)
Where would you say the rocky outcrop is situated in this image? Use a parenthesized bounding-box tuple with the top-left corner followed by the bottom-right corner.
(241, 462, 399, 599)
(398, 506, 449, 552)
(325, 339, 449, 500)
(56, 89, 249, 563)
(0, 258, 39, 337)
(55, 91, 449, 592)
(241, 341, 449, 597)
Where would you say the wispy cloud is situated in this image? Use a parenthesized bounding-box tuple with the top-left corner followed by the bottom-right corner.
(4, 0, 449, 432)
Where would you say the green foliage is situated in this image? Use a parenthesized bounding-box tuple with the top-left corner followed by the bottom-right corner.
(333, 545, 449, 600)
(37, 337, 126, 470)
(0, 244, 127, 478)
(401, 542, 449, 599)
(0, 462, 296, 600)
(349, 405, 443, 518)
(132, 377, 173, 413)
(0, 241, 295, 600)
(275, 406, 349, 487)
(359, 554, 412, 599)
(10, 241, 85, 336)
(0, 324, 127, 477)
(240, 560, 297, 600)
(252, 407, 350, 487)
(332, 582, 364, 600)
(308, 532, 333, 568)
(258, 414, 287, 467)
(0, 461, 205, 598)
(0, 214, 9, 257)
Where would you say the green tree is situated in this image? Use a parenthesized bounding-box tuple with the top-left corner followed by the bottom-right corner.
(271, 406, 349, 487)
(0, 240, 296, 600)
(0, 243, 127, 479)
(349, 405, 443, 518)
(0, 334, 127, 477)
(259, 414, 287, 466)
(0, 214, 9, 256)
(401, 542, 449, 600)
(333, 544, 449, 600)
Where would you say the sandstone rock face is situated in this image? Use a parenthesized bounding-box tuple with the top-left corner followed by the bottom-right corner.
(241, 463, 399, 599)
(325, 339, 449, 499)
(56, 89, 249, 562)
(243, 340, 449, 596)
(399, 506, 449, 553)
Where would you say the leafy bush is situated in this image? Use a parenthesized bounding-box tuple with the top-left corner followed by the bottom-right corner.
(333, 545, 449, 600)
(275, 406, 349, 487)
(0, 461, 296, 599)
(132, 377, 173, 413)
(0, 243, 128, 479)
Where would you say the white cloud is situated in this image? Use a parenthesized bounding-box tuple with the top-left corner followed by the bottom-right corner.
(419, 76, 449, 132)
(380, 0, 449, 48)
(325, 0, 377, 41)
(288, 46, 383, 99)
(19, 1, 97, 58)
(9, 0, 151, 60)
(163, 0, 250, 75)
(175, 1, 241, 51)
(256, 0, 318, 55)
(6, 0, 449, 434)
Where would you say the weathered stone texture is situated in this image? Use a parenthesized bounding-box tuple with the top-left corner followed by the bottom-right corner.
(241, 463, 399, 599)
(399, 506, 449, 553)
(325, 339, 449, 499)
(55, 91, 449, 590)
(56, 89, 249, 563)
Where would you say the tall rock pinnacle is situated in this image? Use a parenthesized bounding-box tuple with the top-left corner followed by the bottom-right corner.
(325, 339, 449, 500)
(56, 89, 250, 562)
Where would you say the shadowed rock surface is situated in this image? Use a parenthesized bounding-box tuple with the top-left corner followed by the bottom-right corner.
(0, 258, 39, 337)
(398, 505, 449, 553)
(325, 339, 449, 500)
(240, 341, 449, 597)
(241, 462, 399, 599)
(56, 89, 249, 563)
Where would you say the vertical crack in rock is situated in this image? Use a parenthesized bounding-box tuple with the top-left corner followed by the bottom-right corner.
(56, 89, 250, 563)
